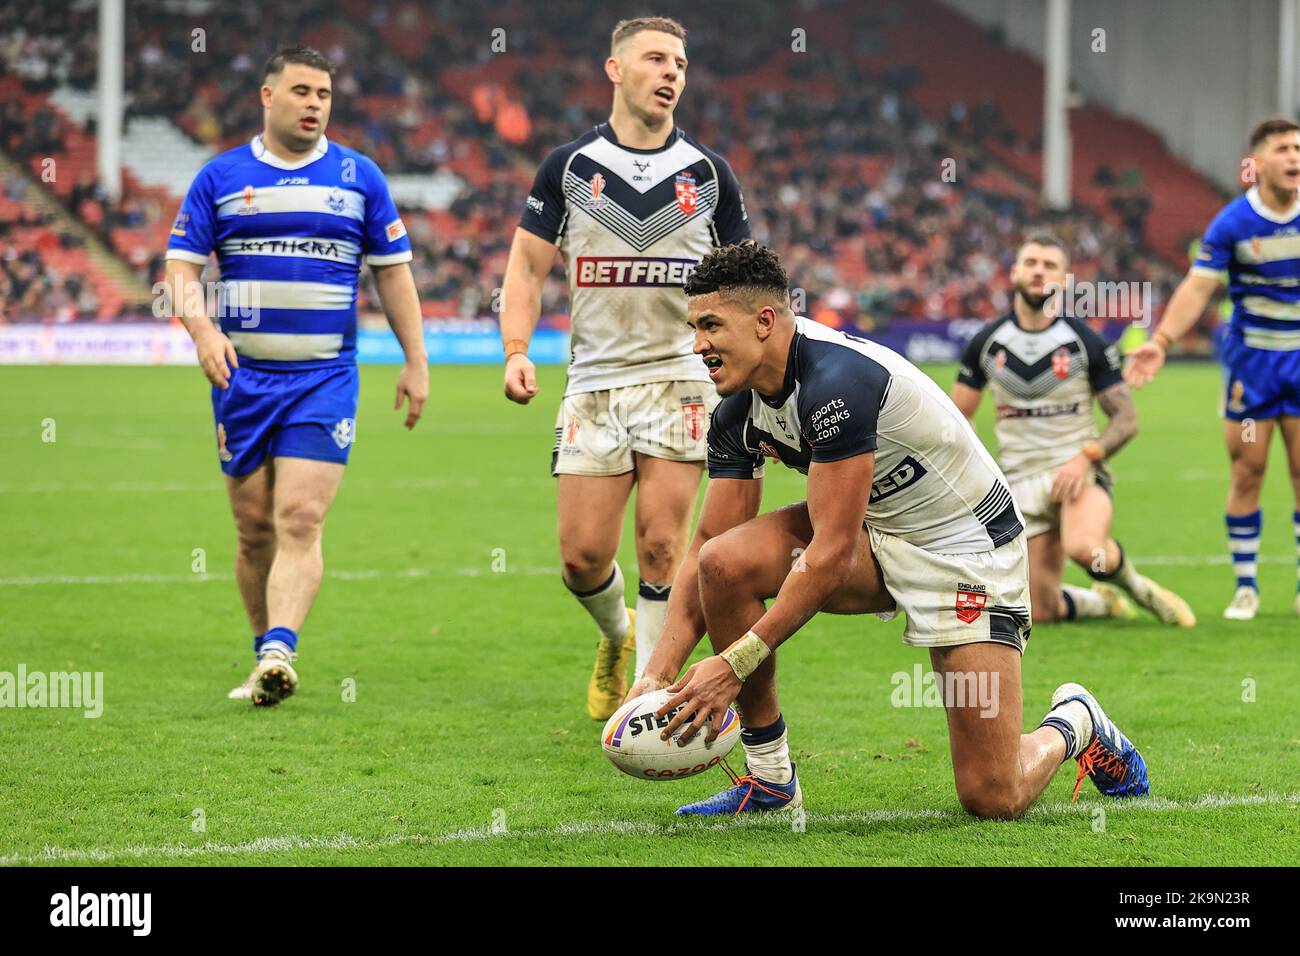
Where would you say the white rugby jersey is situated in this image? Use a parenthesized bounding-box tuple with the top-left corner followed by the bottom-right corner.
(519, 123, 749, 396)
(708, 318, 1024, 555)
(956, 314, 1123, 482)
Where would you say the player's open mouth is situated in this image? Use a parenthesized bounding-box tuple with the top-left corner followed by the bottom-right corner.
(654, 87, 675, 106)
(704, 355, 723, 377)
(300, 117, 319, 130)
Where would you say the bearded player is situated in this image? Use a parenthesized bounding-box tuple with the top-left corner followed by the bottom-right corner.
(501, 18, 750, 719)
(951, 233, 1195, 628)
(628, 243, 1149, 817)
(1128, 117, 1300, 620)
(166, 46, 427, 705)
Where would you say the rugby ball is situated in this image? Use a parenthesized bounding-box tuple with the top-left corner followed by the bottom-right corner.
(601, 688, 741, 780)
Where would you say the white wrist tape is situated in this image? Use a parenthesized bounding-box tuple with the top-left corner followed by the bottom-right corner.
(720, 631, 771, 682)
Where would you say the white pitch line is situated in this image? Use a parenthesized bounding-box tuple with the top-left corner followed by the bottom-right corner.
(0, 476, 552, 494)
(3, 791, 1295, 865)
(0, 567, 564, 587)
(3, 553, 1291, 587)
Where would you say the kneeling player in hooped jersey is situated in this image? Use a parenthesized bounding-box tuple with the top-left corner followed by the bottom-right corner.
(626, 243, 1149, 817)
(166, 46, 428, 705)
(950, 233, 1195, 628)
(500, 18, 749, 720)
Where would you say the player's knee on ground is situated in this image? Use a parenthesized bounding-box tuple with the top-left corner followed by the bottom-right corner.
(1030, 585, 1067, 623)
(956, 776, 1030, 821)
(274, 500, 328, 546)
(1031, 602, 1065, 625)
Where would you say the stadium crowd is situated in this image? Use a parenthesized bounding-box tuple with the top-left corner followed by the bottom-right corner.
(1, 0, 1188, 328)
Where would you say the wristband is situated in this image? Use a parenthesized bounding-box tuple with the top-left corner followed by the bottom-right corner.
(504, 338, 529, 359)
(720, 631, 771, 682)
(1082, 441, 1105, 464)
(1152, 330, 1172, 352)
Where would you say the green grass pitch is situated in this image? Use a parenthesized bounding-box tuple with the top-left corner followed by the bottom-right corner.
(1, 362, 1297, 866)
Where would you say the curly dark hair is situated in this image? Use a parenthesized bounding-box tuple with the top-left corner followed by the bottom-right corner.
(683, 241, 789, 303)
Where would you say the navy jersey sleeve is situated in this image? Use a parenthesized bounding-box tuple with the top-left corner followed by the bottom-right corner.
(359, 155, 413, 266)
(955, 321, 997, 390)
(710, 154, 750, 246)
(1067, 318, 1124, 392)
(706, 394, 764, 479)
(518, 145, 569, 245)
(799, 352, 891, 464)
(165, 160, 219, 264)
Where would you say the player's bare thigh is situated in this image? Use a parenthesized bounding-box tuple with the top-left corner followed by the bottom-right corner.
(929, 640, 1030, 818)
(556, 472, 635, 586)
(1027, 530, 1065, 623)
(225, 458, 276, 543)
(703, 501, 895, 615)
(1058, 481, 1113, 569)
(270, 456, 346, 542)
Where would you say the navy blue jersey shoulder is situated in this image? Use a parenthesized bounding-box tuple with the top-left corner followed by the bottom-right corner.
(794, 334, 891, 463)
(1062, 316, 1124, 392)
(706, 391, 763, 479)
(518, 127, 602, 244)
(956, 315, 1011, 390)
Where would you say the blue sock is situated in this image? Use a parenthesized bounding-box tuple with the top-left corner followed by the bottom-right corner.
(1226, 511, 1261, 591)
(1294, 510, 1300, 593)
(253, 633, 265, 658)
(261, 627, 298, 658)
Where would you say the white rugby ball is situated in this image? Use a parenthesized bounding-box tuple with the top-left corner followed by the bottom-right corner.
(601, 688, 740, 781)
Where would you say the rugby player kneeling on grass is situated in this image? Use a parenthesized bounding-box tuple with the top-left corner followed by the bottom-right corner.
(625, 242, 1150, 818)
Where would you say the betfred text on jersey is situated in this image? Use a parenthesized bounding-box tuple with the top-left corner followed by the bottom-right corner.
(575, 257, 697, 287)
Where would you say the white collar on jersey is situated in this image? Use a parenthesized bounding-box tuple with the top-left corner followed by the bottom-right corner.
(1245, 184, 1300, 223)
(249, 133, 329, 170)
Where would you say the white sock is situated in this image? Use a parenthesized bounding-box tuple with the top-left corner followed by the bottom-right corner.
(741, 718, 793, 785)
(1061, 583, 1109, 619)
(571, 562, 629, 643)
(634, 581, 670, 679)
(1094, 543, 1151, 603)
(1042, 700, 1092, 760)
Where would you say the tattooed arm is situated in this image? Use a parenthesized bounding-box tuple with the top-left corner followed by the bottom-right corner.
(1095, 381, 1139, 458)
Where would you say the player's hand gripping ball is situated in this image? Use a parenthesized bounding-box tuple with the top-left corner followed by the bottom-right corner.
(601, 688, 740, 780)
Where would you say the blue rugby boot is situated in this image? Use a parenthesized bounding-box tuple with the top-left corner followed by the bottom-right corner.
(1043, 682, 1149, 801)
(676, 764, 802, 816)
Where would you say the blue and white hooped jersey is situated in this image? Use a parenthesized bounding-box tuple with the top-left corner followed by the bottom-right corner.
(1193, 185, 1300, 351)
(165, 135, 413, 369)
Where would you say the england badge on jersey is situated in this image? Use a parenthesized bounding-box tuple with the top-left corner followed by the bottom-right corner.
(332, 418, 356, 449)
(1051, 346, 1072, 379)
(955, 582, 988, 624)
(675, 171, 697, 215)
(680, 396, 707, 442)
